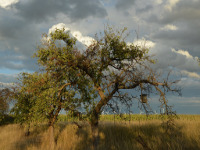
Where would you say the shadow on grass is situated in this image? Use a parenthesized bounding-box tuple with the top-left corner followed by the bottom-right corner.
(74, 121, 200, 150)
(13, 124, 49, 150)
(6, 121, 199, 150)
(54, 122, 69, 144)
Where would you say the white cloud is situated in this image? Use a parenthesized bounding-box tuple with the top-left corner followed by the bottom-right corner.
(48, 23, 70, 35)
(132, 39, 156, 49)
(161, 24, 178, 31)
(48, 23, 95, 47)
(181, 70, 200, 79)
(41, 23, 70, 43)
(72, 31, 95, 47)
(165, 0, 180, 11)
(0, 0, 19, 9)
(171, 48, 197, 59)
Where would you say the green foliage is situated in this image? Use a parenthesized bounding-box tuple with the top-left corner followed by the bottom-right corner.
(12, 73, 45, 124)
(13, 71, 77, 125)
(0, 114, 14, 125)
(13, 28, 92, 127)
(33, 26, 178, 126)
(0, 88, 11, 114)
(0, 88, 14, 125)
(13, 25, 179, 139)
(35, 28, 98, 114)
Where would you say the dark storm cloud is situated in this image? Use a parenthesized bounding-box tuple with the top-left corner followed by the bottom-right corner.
(126, 0, 200, 68)
(160, 0, 200, 24)
(148, 0, 200, 59)
(15, 0, 107, 23)
(115, 0, 135, 10)
(136, 4, 153, 13)
(149, 44, 199, 73)
(0, 0, 108, 71)
(0, 15, 26, 40)
(177, 78, 200, 97)
(0, 21, 34, 73)
(0, 8, 22, 39)
(0, 49, 38, 71)
(152, 28, 200, 56)
(0, 8, 40, 71)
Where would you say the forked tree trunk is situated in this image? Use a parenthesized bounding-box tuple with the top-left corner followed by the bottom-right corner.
(90, 111, 99, 150)
(48, 125, 55, 150)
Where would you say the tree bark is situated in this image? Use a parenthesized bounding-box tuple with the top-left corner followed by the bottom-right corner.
(48, 125, 55, 150)
(47, 103, 61, 150)
(90, 111, 99, 150)
(25, 124, 30, 136)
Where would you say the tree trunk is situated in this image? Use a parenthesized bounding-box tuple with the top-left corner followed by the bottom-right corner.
(90, 111, 99, 150)
(47, 103, 61, 149)
(25, 124, 30, 136)
(48, 125, 55, 150)
(91, 123, 99, 150)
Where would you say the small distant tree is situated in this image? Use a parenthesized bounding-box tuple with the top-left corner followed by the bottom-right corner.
(0, 88, 9, 123)
(35, 26, 180, 149)
(0, 87, 14, 125)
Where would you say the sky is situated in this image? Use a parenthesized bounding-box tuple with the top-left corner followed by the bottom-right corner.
(0, 0, 199, 114)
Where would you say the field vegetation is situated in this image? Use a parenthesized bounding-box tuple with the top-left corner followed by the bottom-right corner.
(0, 114, 199, 150)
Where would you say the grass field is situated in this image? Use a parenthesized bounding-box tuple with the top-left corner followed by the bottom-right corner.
(0, 115, 200, 150)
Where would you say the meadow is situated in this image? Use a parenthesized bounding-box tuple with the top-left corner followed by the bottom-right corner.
(0, 114, 200, 150)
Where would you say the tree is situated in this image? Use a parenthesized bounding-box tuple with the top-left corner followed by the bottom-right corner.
(0, 87, 15, 125)
(12, 73, 51, 134)
(34, 28, 97, 116)
(13, 71, 79, 148)
(13, 29, 91, 149)
(0, 88, 10, 123)
(35, 26, 180, 149)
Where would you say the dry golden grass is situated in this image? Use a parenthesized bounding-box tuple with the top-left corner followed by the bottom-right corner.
(0, 116, 200, 150)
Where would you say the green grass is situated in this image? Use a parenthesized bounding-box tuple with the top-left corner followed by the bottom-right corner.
(58, 114, 200, 122)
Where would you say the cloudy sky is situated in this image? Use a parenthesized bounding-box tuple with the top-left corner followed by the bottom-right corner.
(0, 0, 199, 114)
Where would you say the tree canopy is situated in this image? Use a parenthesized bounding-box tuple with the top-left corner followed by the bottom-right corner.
(13, 26, 180, 149)
(34, 26, 180, 148)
